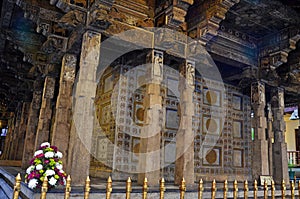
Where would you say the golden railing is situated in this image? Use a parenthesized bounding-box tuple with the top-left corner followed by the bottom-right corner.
(11, 173, 300, 199)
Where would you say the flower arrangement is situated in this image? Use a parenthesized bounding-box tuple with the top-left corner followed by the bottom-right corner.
(25, 142, 67, 189)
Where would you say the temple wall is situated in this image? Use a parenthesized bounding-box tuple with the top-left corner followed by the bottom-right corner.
(91, 63, 252, 181)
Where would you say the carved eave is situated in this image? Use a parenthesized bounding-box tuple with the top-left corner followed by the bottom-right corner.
(187, 0, 239, 46)
(154, 0, 194, 30)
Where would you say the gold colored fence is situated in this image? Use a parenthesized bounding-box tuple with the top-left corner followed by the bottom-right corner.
(12, 173, 300, 199)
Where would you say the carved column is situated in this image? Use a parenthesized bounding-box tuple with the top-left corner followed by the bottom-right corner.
(174, 60, 195, 185)
(138, 50, 164, 186)
(34, 76, 55, 149)
(22, 81, 43, 169)
(51, 54, 76, 167)
(266, 103, 274, 176)
(14, 102, 30, 160)
(67, 31, 100, 185)
(271, 87, 289, 184)
(251, 81, 269, 179)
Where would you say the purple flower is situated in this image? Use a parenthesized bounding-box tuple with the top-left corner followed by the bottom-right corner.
(44, 160, 50, 164)
(36, 153, 44, 158)
(51, 146, 58, 152)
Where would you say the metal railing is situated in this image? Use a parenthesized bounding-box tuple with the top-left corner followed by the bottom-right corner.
(12, 173, 300, 199)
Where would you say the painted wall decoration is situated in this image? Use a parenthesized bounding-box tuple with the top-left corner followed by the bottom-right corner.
(203, 88, 221, 106)
(203, 146, 222, 166)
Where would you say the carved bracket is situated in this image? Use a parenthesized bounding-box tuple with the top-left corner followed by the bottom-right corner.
(197, 0, 240, 46)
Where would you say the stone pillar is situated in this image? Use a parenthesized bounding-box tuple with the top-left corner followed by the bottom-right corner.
(14, 102, 30, 160)
(266, 103, 273, 176)
(271, 87, 289, 184)
(251, 81, 269, 180)
(21, 81, 43, 169)
(51, 54, 76, 167)
(174, 60, 195, 185)
(67, 31, 100, 185)
(138, 50, 164, 186)
(34, 76, 55, 149)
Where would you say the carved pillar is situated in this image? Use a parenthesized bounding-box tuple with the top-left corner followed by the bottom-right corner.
(51, 54, 76, 167)
(22, 81, 42, 169)
(138, 50, 164, 186)
(174, 60, 195, 185)
(271, 87, 289, 184)
(34, 76, 55, 149)
(251, 81, 269, 179)
(67, 31, 100, 185)
(9, 104, 22, 160)
(13, 102, 30, 160)
(266, 103, 273, 176)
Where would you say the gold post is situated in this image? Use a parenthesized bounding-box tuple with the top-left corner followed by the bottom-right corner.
(142, 178, 148, 199)
(106, 176, 112, 199)
(84, 176, 91, 199)
(271, 180, 275, 199)
(254, 180, 258, 199)
(159, 178, 165, 199)
(223, 180, 228, 199)
(64, 175, 71, 199)
(281, 180, 286, 199)
(244, 180, 248, 199)
(40, 176, 48, 199)
(263, 180, 268, 199)
(126, 177, 132, 199)
(211, 179, 216, 199)
(198, 179, 203, 199)
(12, 173, 21, 199)
(291, 180, 295, 199)
(233, 180, 238, 199)
(179, 178, 186, 199)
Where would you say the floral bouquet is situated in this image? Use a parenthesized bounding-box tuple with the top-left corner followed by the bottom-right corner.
(25, 142, 67, 189)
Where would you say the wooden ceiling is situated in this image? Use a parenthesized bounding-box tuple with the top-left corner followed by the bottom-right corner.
(0, 0, 299, 118)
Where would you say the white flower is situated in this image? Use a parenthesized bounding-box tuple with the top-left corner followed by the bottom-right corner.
(45, 170, 55, 176)
(40, 142, 50, 148)
(26, 166, 35, 174)
(35, 164, 43, 170)
(28, 179, 38, 189)
(44, 151, 54, 158)
(48, 177, 57, 186)
(34, 150, 43, 157)
(55, 151, 63, 158)
(55, 163, 63, 170)
(63, 178, 66, 185)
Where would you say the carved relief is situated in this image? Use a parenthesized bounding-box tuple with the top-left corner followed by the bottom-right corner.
(81, 32, 101, 61)
(186, 61, 195, 86)
(36, 22, 50, 36)
(63, 54, 76, 82)
(251, 82, 265, 105)
(153, 51, 163, 77)
(32, 91, 42, 109)
(41, 35, 68, 53)
(44, 77, 55, 99)
(52, 24, 66, 37)
(58, 10, 85, 27)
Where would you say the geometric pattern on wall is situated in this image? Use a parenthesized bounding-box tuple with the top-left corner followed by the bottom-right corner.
(202, 146, 222, 166)
(233, 149, 244, 167)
